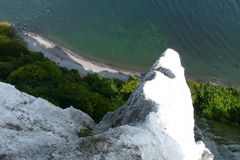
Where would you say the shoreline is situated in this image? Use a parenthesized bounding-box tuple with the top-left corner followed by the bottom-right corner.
(20, 31, 142, 80)
(19, 30, 238, 87)
(186, 74, 237, 87)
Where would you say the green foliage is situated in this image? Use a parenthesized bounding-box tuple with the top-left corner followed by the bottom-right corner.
(120, 76, 141, 99)
(81, 74, 142, 121)
(0, 22, 16, 38)
(82, 74, 124, 99)
(78, 127, 92, 137)
(188, 81, 240, 125)
(0, 61, 14, 80)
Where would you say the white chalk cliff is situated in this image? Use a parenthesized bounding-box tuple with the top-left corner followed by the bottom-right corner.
(0, 49, 213, 160)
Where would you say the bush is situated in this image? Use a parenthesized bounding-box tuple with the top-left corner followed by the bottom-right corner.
(188, 81, 240, 124)
(120, 76, 141, 99)
(0, 22, 16, 38)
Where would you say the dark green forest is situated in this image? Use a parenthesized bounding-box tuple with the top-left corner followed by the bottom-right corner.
(0, 22, 239, 124)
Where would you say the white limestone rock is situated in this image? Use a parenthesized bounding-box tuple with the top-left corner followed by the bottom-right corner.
(0, 49, 213, 160)
(0, 82, 95, 159)
(92, 49, 213, 160)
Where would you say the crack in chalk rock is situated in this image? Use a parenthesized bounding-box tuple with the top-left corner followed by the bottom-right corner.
(156, 67, 176, 79)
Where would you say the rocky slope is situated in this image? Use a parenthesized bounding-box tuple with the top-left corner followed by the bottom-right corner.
(0, 49, 213, 160)
(0, 82, 95, 160)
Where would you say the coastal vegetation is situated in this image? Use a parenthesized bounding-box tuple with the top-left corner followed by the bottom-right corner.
(0, 23, 138, 122)
(188, 81, 240, 125)
(0, 23, 239, 125)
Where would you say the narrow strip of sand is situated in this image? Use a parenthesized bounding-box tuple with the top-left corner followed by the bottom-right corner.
(20, 31, 141, 80)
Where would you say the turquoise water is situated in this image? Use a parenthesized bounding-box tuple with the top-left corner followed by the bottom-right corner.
(0, 0, 240, 85)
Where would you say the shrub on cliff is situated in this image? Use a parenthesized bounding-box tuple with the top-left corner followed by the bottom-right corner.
(120, 76, 141, 99)
(188, 81, 240, 125)
(0, 22, 16, 38)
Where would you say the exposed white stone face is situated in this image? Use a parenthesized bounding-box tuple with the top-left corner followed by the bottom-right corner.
(0, 82, 95, 160)
(94, 49, 213, 160)
(0, 49, 213, 160)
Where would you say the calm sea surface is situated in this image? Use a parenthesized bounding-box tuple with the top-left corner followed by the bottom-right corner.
(0, 0, 240, 85)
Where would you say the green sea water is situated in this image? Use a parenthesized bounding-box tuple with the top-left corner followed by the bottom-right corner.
(0, 0, 240, 85)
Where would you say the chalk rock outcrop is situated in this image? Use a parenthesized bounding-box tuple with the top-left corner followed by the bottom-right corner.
(0, 49, 213, 160)
(0, 82, 95, 160)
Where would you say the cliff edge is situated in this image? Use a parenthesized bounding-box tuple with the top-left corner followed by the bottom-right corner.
(0, 49, 213, 160)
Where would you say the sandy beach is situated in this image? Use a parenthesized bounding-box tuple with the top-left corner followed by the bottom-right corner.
(20, 31, 141, 80)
